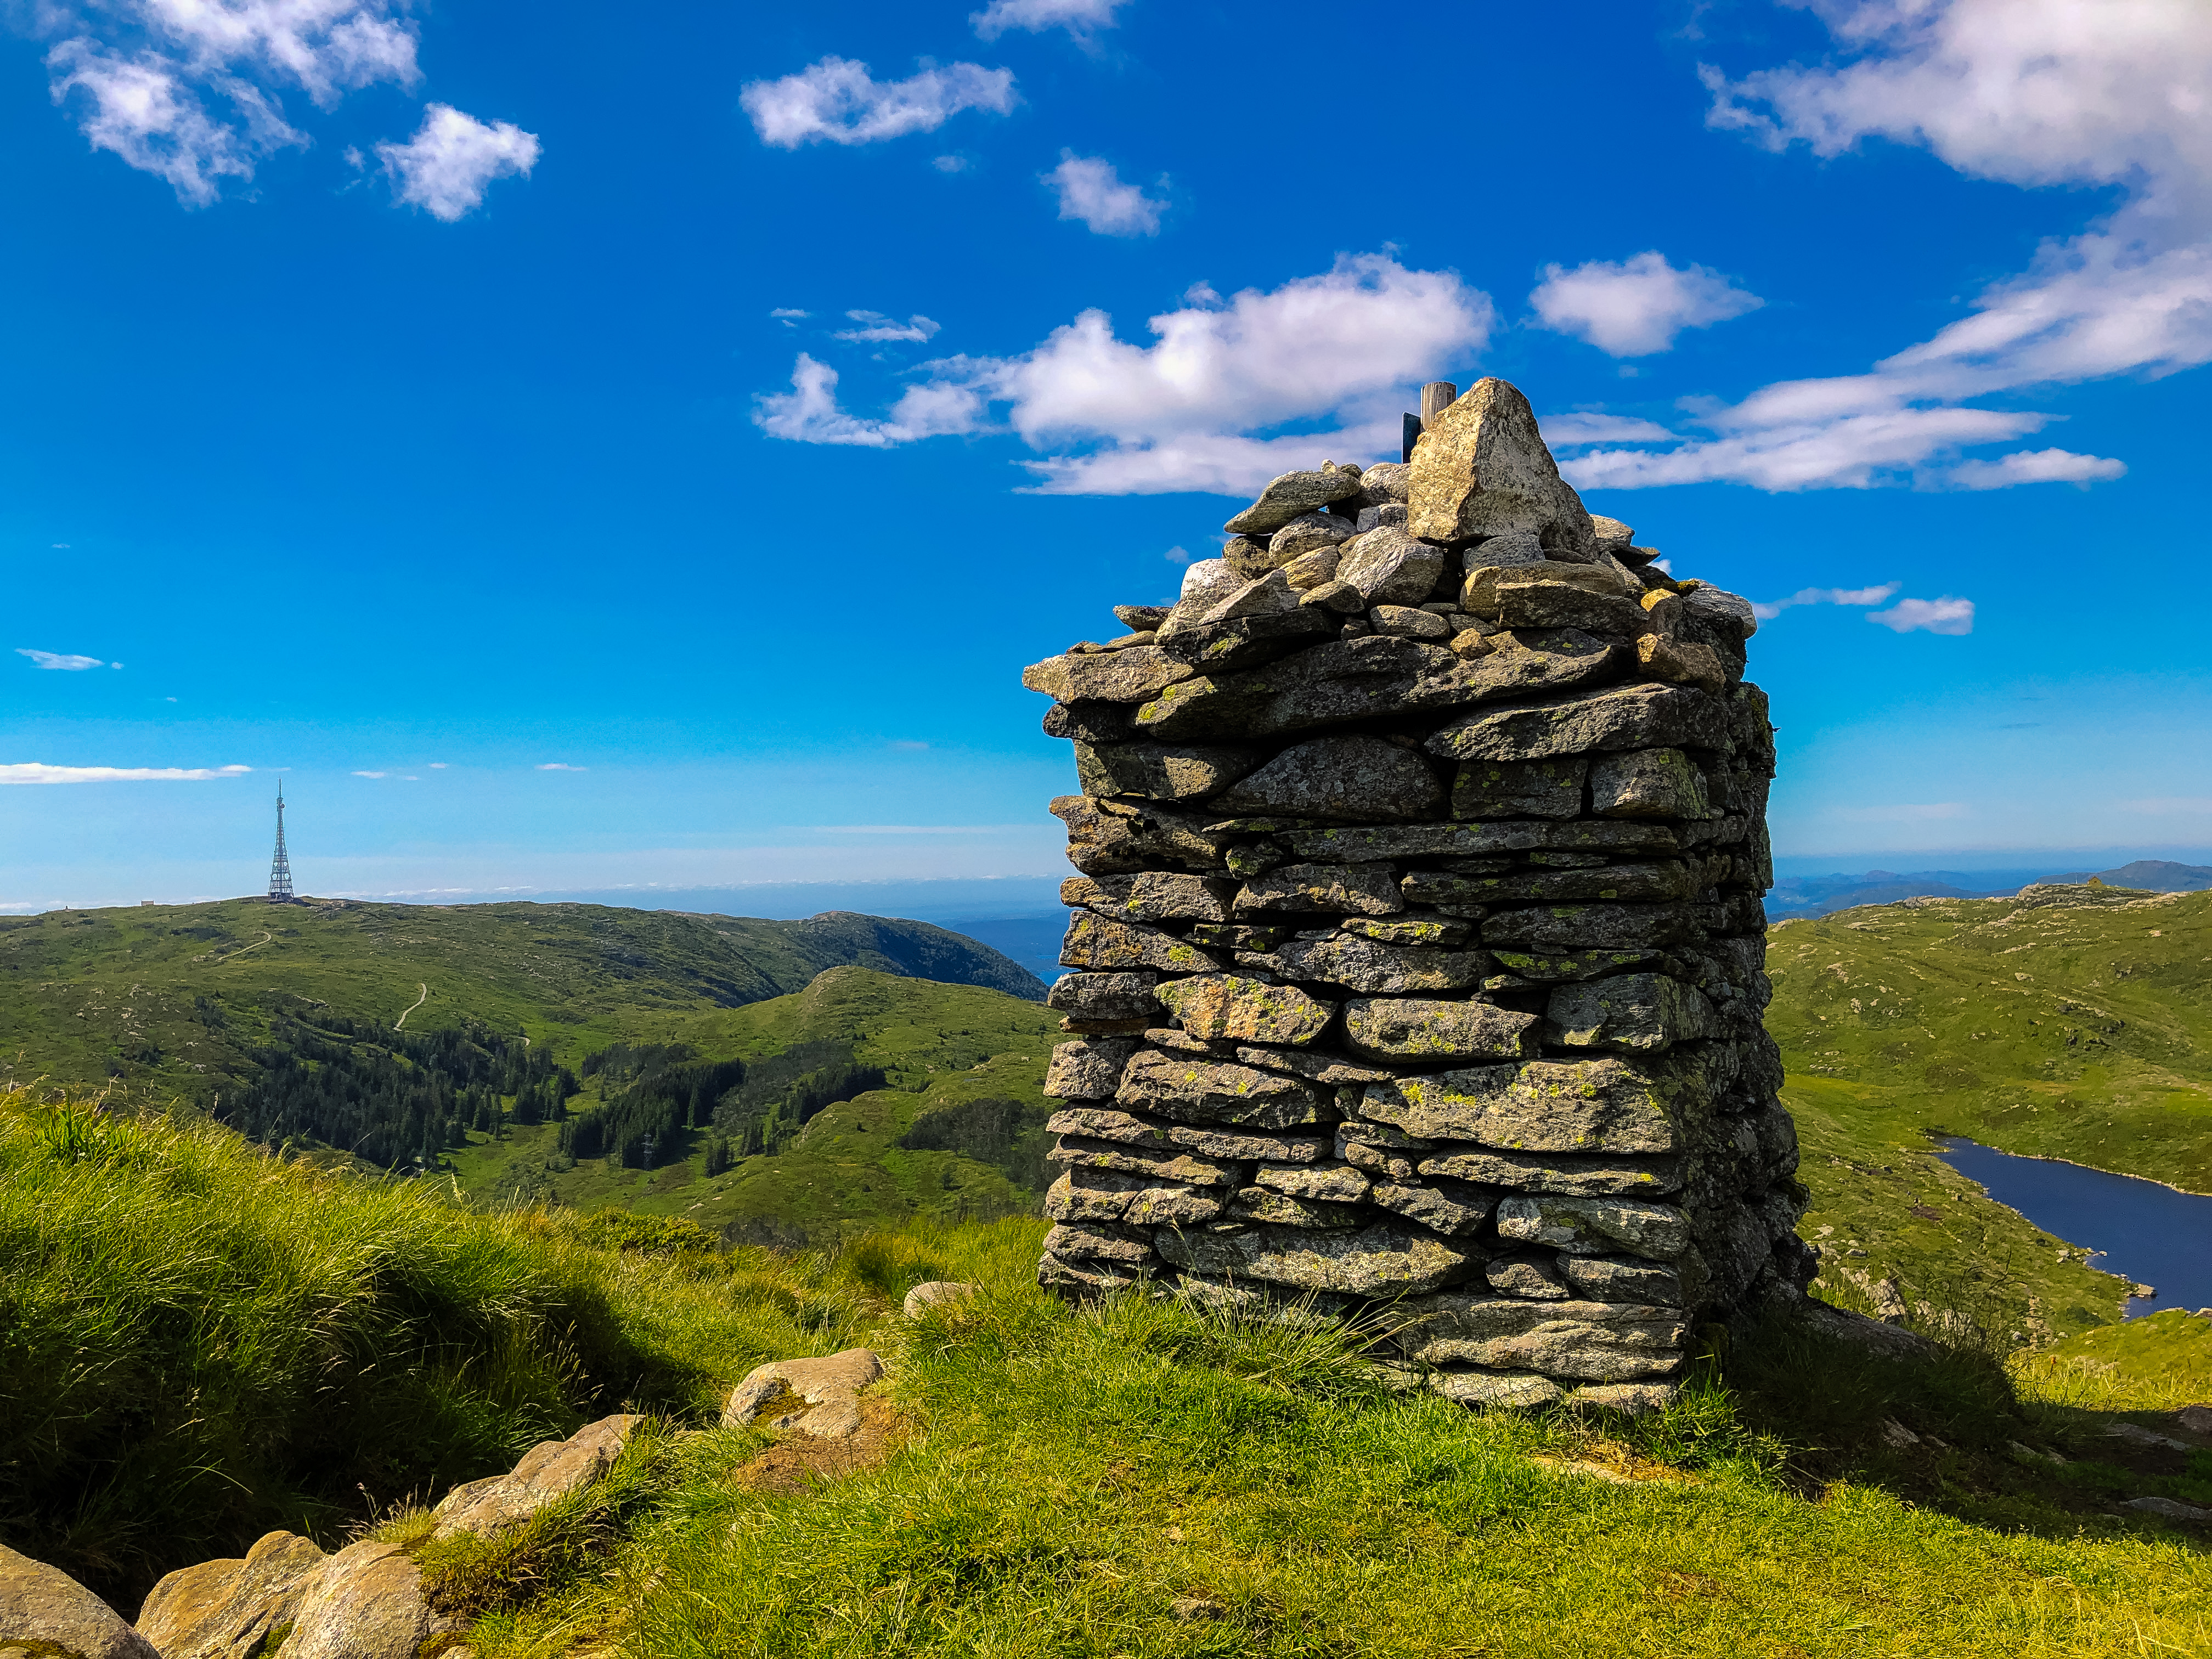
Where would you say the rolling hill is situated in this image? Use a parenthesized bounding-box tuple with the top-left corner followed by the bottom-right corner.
(1768, 884, 2211, 1339)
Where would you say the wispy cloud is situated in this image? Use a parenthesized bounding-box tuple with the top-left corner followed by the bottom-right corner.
(536, 762, 586, 772)
(833, 310, 941, 344)
(1528, 251, 1762, 356)
(933, 154, 972, 173)
(1750, 582, 1899, 621)
(771, 307, 811, 327)
(376, 103, 539, 221)
(1945, 448, 2126, 489)
(756, 253, 1494, 494)
(16, 648, 109, 670)
(352, 770, 388, 778)
(40, 0, 420, 206)
(1, 762, 251, 784)
(1043, 153, 1165, 236)
(971, 0, 1128, 43)
(741, 57, 1017, 149)
(1869, 596, 1974, 635)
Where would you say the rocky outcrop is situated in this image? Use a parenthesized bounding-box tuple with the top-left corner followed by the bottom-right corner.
(135, 1531, 325, 1659)
(279, 1541, 460, 1659)
(1026, 378, 1805, 1408)
(0, 1542, 161, 1659)
(431, 1414, 644, 1541)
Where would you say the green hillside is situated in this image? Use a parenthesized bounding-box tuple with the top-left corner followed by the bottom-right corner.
(1769, 885, 2211, 1339)
(455, 967, 1064, 1240)
(0, 896, 1043, 1103)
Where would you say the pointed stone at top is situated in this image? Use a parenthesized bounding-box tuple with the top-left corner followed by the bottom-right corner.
(1406, 379, 1597, 556)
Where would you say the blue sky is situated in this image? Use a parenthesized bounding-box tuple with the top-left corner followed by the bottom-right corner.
(4, 0, 2210, 913)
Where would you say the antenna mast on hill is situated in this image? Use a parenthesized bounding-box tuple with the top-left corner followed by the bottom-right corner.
(268, 780, 296, 902)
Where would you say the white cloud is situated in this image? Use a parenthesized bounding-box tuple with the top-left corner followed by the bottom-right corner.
(833, 310, 942, 344)
(1868, 596, 1974, 635)
(0, 762, 250, 783)
(1163, 545, 1192, 565)
(933, 154, 972, 173)
(352, 770, 387, 778)
(971, 0, 1128, 42)
(1829, 802, 1970, 822)
(1044, 153, 1164, 236)
(1538, 413, 1678, 445)
(376, 104, 539, 222)
(1945, 448, 2126, 489)
(1528, 251, 1762, 356)
(1750, 582, 1900, 620)
(42, 2, 419, 205)
(1576, 0, 2212, 493)
(771, 308, 810, 326)
(16, 648, 107, 670)
(757, 254, 1493, 495)
(428, 761, 448, 768)
(740, 57, 1017, 149)
(536, 762, 586, 771)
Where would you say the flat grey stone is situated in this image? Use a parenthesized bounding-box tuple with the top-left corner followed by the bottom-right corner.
(1681, 583, 1759, 638)
(1040, 1223, 1155, 1263)
(1279, 546, 1342, 590)
(1407, 379, 1598, 554)
(1492, 579, 1649, 637)
(1481, 903, 1700, 951)
(1486, 1253, 1572, 1300)
(1359, 1058, 1679, 1153)
(1402, 861, 1695, 910)
(1063, 871, 1237, 923)
(1355, 502, 1410, 533)
(1284, 817, 1676, 862)
(1223, 466, 1367, 535)
(1426, 682, 1729, 764)
(1548, 973, 1718, 1053)
(1251, 1160, 1371, 1203)
(1234, 861, 1404, 917)
(1154, 607, 1337, 674)
(1049, 794, 1232, 877)
(1115, 605, 1172, 631)
(1052, 1134, 1248, 1188)
(1495, 1194, 1690, 1258)
(1369, 1177, 1495, 1235)
(1202, 570, 1302, 624)
(1046, 971, 1159, 1023)
(1560, 1254, 1685, 1305)
(1487, 947, 1666, 983)
(1589, 515, 1634, 550)
(1024, 645, 1196, 704)
(1046, 1105, 1172, 1147)
(1589, 748, 1712, 820)
(1222, 535, 1279, 579)
(1337, 915, 1473, 947)
(1115, 1046, 1334, 1127)
(1074, 741, 1265, 803)
(1228, 1186, 1365, 1229)
(1336, 527, 1445, 606)
(1370, 604, 1453, 640)
(1414, 1147, 1684, 1197)
(1046, 1167, 1224, 1226)
(1043, 1036, 1141, 1101)
(1270, 934, 1487, 995)
(1210, 736, 1444, 823)
(433, 1413, 645, 1539)
(1394, 1295, 1688, 1381)
(1429, 1368, 1563, 1407)
(1269, 513, 1358, 559)
(1157, 1220, 1480, 1296)
(1060, 913, 1221, 975)
(1357, 461, 1410, 505)
(1452, 755, 1588, 820)
(1342, 997, 1542, 1062)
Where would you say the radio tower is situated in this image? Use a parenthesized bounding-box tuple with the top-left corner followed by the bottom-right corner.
(267, 780, 296, 903)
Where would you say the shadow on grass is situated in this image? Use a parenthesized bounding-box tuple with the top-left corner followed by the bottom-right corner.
(1709, 1302, 2212, 1547)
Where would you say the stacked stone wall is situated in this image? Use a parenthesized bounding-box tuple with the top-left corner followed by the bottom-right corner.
(1024, 377, 1811, 1411)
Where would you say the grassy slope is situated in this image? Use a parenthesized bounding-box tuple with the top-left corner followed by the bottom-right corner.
(458, 1227, 2212, 1659)
(0, 897, 1043, 1104)
(452, 967, 1064, 1239)
(1769, 888, 2211, 1340)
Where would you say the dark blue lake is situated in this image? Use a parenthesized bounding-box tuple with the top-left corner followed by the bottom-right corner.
(1938, 1138, 2212, 1318)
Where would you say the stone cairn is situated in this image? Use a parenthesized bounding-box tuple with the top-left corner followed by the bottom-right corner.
(1025, 377, 1810, 1412)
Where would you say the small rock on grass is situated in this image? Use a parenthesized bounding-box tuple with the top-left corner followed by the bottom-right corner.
(723, 1350, 885, 1441)
(904, 1280, 978, 1318)
(1171, 1595, 1229, 1622)
(2126, 1496, 2212, 1521)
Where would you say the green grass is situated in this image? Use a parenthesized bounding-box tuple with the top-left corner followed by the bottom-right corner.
(1768, 889, 2211, 1340)
(445, 1233, 2212, 1659)
(0, 1086, 893, 1605)
(1767, 888, 2212, 1189)
(0, 896, 1043, 1105)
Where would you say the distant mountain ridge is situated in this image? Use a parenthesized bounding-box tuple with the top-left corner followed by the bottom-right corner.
(1770, 860, 2212, 918)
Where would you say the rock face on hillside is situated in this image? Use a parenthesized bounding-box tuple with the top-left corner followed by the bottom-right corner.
(1024, 379, 1806, 1410)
